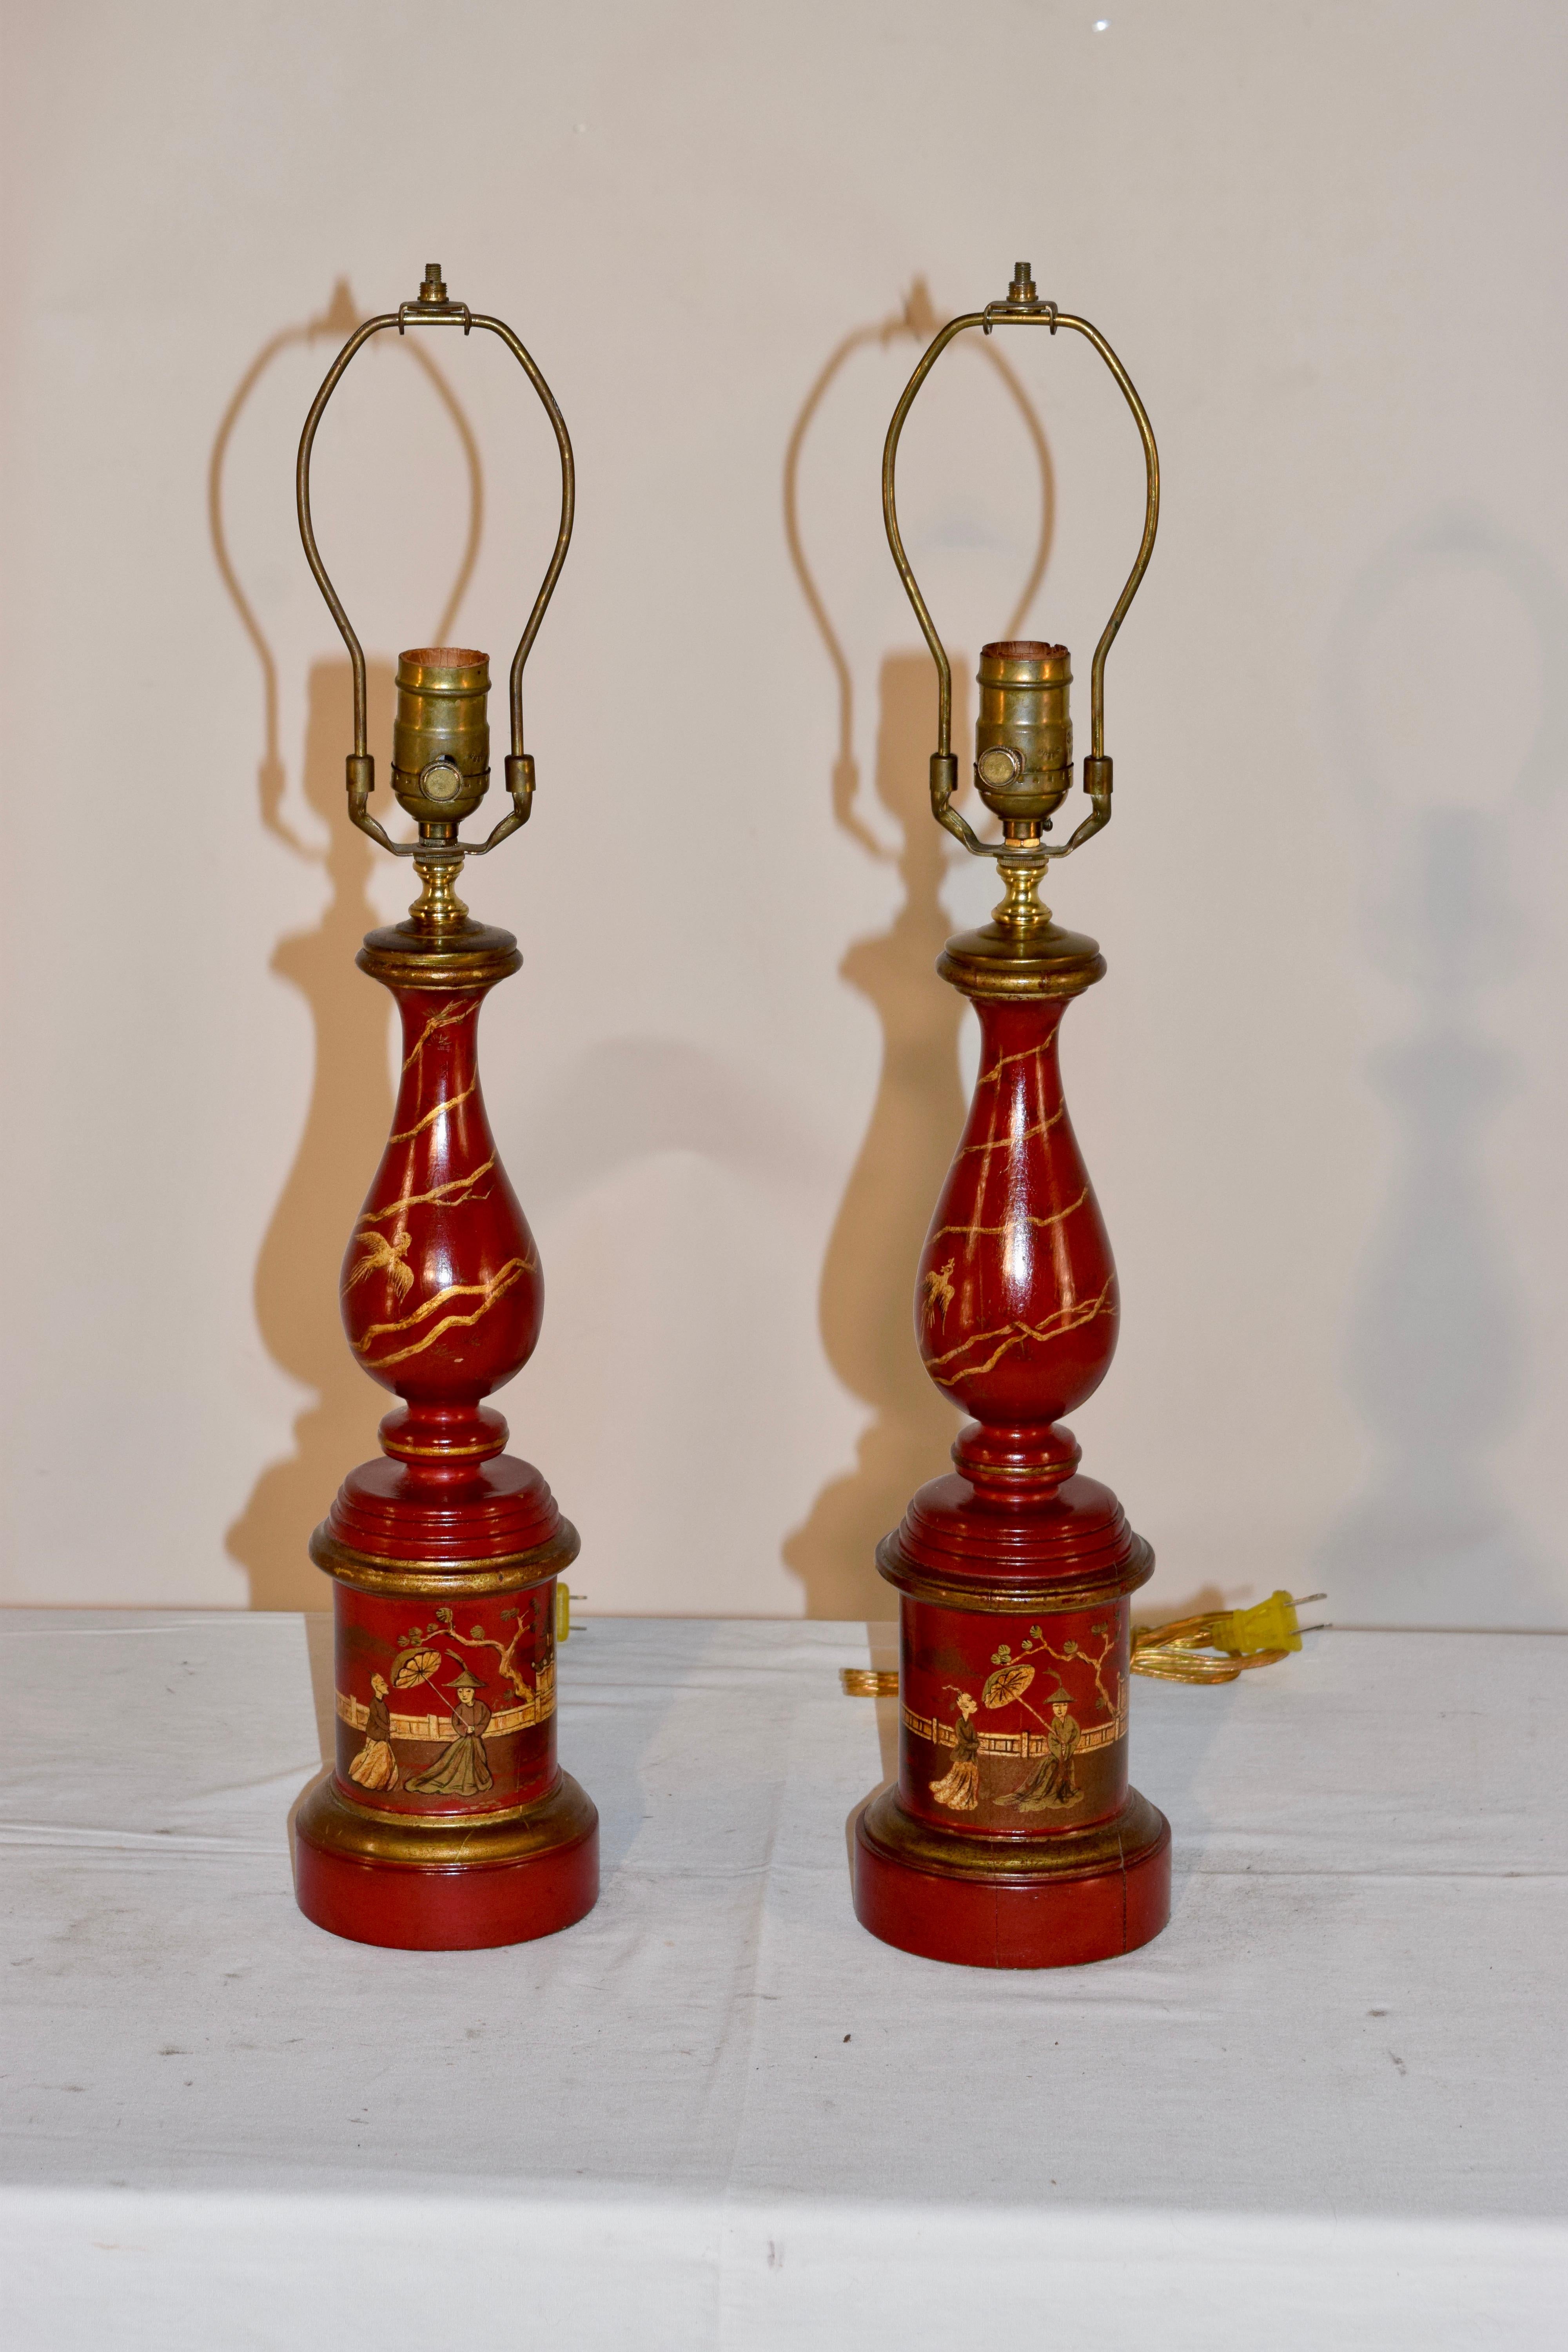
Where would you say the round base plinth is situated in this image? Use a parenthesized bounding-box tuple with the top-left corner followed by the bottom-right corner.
(853, 1785, 1170, 1970)
(294, 1771, 599, 1951)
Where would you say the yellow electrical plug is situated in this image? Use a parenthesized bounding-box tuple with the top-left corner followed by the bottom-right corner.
(1130, 1593, 1327, 1683)
(1214, 1590, 1319, 1657)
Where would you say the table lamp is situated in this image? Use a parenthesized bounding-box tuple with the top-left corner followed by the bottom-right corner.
(289, 265, 597, 1949)
(852, 263, 1170, 1967)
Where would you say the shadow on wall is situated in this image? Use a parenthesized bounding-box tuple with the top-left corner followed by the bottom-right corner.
(211, 282, 484, 1608)
(780, 283, 1054, 1617)
(1319, 511, 1568, 1624)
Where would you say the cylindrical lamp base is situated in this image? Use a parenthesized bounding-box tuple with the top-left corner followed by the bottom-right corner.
(294, 1771, 599, 1951)
(853, 1784, 1169, 1970)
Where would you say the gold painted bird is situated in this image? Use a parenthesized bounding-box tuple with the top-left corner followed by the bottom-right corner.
(923, 1258, 956, 1326)
(343, 1225, 415, 1299)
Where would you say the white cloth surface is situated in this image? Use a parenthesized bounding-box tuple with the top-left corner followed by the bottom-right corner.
(1, 1612, 1564, 2349)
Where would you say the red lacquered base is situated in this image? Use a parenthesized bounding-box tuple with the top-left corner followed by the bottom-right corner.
(294, 1771, 599, 1951)
(853, 1785, 1169, 1970)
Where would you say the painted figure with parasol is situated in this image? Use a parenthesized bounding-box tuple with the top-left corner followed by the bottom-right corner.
(405, 1659, 494, 1797)
(997, 1675, 1082, 1813)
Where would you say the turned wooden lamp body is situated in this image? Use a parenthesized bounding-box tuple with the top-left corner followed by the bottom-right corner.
(289, 267, 596, 1949)
(852, 265, 1169, 1967)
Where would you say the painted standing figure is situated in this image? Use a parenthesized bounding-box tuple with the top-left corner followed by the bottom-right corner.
(406, 1663, 494, 1797)
(929, 1692, 982, 1812)
(347, 1672, 401, 1791)
(1002, 1694, 1082, 1812)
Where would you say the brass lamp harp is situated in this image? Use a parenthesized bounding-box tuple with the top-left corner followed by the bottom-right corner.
(883, 261, 1159, 876)
(296, 262, 573, 902)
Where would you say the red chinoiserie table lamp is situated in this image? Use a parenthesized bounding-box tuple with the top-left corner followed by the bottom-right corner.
(852, 264, 1169, 1967)
(289, 266, 597, 1949)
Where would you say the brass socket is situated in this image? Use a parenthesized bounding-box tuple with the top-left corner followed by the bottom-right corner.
(391, 647, 491, 826)
(975, 640, 1073, 823)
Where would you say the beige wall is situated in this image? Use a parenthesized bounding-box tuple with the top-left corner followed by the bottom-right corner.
(3, 0, 1565, 1623)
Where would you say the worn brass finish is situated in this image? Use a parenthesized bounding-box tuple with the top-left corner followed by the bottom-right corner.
(934, 914, 1107, 1005)
(296, 1767, 598, 1872)
(873, 1532, 1155, 1618)
(931, 857, 1106, 1003)
(391, 648, 491, 824)
(309, 1520, 579, 1599)
(355, 922, 522, 994)
(975, 641, 1073, 823)
(858, 1782, 1168, 1884)
(882, 261, 1158, 869)
(407, 856, 472, 935)
(296, 263, 573, 918)
(331, 1787, 546, 1833)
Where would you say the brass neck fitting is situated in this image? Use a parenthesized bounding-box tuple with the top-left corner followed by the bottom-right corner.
(993, 857, 1053, 934)
(408, 856, 472, 935)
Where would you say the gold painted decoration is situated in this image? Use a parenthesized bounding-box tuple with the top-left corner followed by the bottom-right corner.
(918, 1611, 1130, 1818)
(991, 1622, 1121, 1719)
(347, 1672, 402, 1791)
(393, 1646, 443, 1690)
(902, 1699, 1127, 1759)
(394, 1601, 543, 1700)
(927, 1693, 982, 1811)
(981, 1662, 1035, 1711)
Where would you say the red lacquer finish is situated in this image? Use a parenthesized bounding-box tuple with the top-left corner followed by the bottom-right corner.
(342, 985, 543, 1415)
(852, 923, 1169, 1969)
(898, 1596, 1131, 1837)
(294, 927, 598, 1949)
(330, 1580, 558, 1818)
(294, 1821, 599, 1953)
(917, 1000, 1117, 1426)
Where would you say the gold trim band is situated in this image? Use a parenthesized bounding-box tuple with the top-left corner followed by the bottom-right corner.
(875, 1532, 1154, 1615)
(936, 935, 1106, 1004)
(297, 1768, 597, 1870)
(381, 1438, 501, 1460)
(310, 1520, 579, 1599)
(357, 933, 522, 993)
(328, 1781, 550, 1831)
(857, 1784, 1167, 1885)
(336, 1684, 556, 1740)
(902, 1698, 1126, 1755)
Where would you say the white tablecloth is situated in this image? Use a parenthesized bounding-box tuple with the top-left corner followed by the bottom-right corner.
(2, 1612, 1563, 2349)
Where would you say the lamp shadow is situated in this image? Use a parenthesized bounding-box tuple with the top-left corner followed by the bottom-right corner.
(780, 282, 1054, 1619)
(1322, 809, 1530, 1611)
(1318, 512, 1568, 1623)
(211, 282, 484, 1609)
(225, 654, 398, 1609)
(782, 652, 971, 1617)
